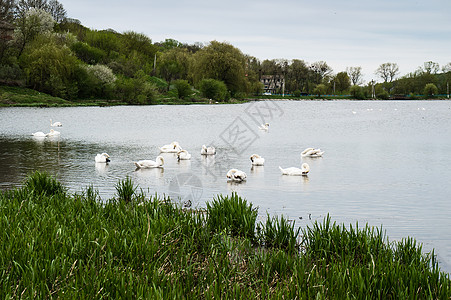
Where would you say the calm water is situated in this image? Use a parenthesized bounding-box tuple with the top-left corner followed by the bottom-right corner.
(1, 100, 451, 272)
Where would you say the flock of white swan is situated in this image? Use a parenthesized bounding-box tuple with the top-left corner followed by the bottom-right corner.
(32, 121, 324, 183)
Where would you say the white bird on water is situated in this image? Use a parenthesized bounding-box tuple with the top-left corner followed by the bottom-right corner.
(50, 119, 62, 127)
(226, 169, 247, 182)
(177, 149, 191, 160)
(95, 153, 110, 163)
(258, 123, 269, 131)
(279, 163, 310, 176)
(47, 129, 60, 137)
(159, 142, 182, 153)
(32, 131, 47, 137)
(250, 154, 265, 166)
(134, 156, 164, 169)
(301, 148, 324, 158)
(201, 145, 216, 155)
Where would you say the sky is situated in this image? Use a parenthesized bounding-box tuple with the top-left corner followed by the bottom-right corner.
(61, 0, 451, 83)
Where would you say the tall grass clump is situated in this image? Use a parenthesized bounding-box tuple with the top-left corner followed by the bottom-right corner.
(257, 213, 300, 254)
(206, 192, 258, 241)
(114, 176, 137, 203)
(24, 170, 65, 196)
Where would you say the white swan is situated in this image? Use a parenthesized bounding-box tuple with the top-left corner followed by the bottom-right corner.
(226, 169, 247, 182)
(258, 123, 269, 131)
(95, 153, 110, 163)
(279, 163, 310, 176)
(159, 141, 182, 153)
(50, 119, 62, 127)
(47, 129, 60, 137)
(250, 154, 265, 166)
(32, 131, 47, 137)
(134, 156, 164, 169)
(177, 149, 191, 160)
(301, 148, 324, 158)
(201, 145, 216, 155)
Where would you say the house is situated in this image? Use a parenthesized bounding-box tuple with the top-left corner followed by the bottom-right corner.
(260, 75, 284, 95)
(0, 21, 15, 41)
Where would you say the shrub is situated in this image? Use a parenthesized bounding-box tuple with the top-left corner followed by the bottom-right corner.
(198, 78, 228, 101)
(423, 83, 438, 98)
(377, 90, 390, 100)
(350, 85, 364, 99)
(171, 79, 192, 100)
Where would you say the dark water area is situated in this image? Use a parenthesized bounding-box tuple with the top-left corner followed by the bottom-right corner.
(1, 100, 451, 272)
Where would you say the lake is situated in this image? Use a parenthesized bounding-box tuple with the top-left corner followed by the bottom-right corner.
(1, 100, 451, 272)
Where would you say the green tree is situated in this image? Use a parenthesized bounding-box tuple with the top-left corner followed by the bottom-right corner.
(171, 79, 192, 100)
(20, 37, 81, 98)
(191, 41, 246, 96)
(313, 83, 327, 97)
(198, 78, 228, 101)
(158, 47, 190, 85)
(333, 72, 351, 93)
(423, 83, 438, 98)
(13, 7, 55, 57)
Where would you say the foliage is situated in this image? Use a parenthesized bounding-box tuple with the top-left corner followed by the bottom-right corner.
(333, 71, 351, 93)
(23, 170, 65, 196)
(257, 214, 300, 254)
(71, 41, 106, 64)
(350, 85, 364, 99)
(114, 72, 157, 104)
(313, 83, 327, 97)
(423, 83, 438, 97)
(375, 62, 400, 83)
(191, 41, 246, 96)
(170, 79, 192, 100)
(20, 37, 81, 99)
(198, 78, 228, 101)
(206, 192, 258, 242)
(377, 89, 390, 100)
(115, 176, 137, 203)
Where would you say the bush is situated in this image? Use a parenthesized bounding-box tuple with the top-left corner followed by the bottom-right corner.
(198, 78, 228, 101)
(377, 90, 390, 100)
(349, 85, 364, 99)
(115, 176, 137, 203)
(71, 42, 106, 64)
(171, 79, 192, 100)
(424, 83, 438, 98)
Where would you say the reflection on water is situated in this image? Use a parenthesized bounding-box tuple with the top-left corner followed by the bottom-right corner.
(1, 101, 451, 272)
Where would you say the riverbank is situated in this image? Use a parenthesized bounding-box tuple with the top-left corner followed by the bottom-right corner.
(2, 85, 447, 107)
(1, 172, 450, 298)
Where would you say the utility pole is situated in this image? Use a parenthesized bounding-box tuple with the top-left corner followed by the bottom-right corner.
(447, 82, 449, 99)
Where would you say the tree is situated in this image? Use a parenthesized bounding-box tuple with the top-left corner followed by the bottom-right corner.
(423, 83, 438, 97)
(375, 62, 399, 83)
(286, 59, 309, 92)
(171, 79, 192, 100)
(198, 78, 228, 101)
(20, 37, 81, 98)
(313, 83, 327, 97)
(0, 0, 16, 22)
(13, 7, 55, 56)
(47, 0, 66, 23)
(190, 41, 246, 96)
(333, 72, 351, 93)
(422, 61, 439, 74)
(158, 47, 190, 84)
(346, 66, 363, 85)
(442, 62, 451, 73)
(309, 61, 333, 84)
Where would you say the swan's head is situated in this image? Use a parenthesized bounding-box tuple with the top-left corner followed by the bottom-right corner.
(157, 156, 164, 165)
(202, 145, 207, 150)
(265, 123, 269, 127)
(226, 169, 237, 179)
(101, 153, 110, 162)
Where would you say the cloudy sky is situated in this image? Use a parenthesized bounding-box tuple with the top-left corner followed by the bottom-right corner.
(61, 0, 451, 83)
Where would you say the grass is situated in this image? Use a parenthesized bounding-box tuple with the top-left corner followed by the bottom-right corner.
(0, 172, 450, 298)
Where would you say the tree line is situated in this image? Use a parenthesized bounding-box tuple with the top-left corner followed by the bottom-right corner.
(1, 0, 451, 103)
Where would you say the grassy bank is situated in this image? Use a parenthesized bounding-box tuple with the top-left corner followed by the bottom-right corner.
(1, 172, 450, 298)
